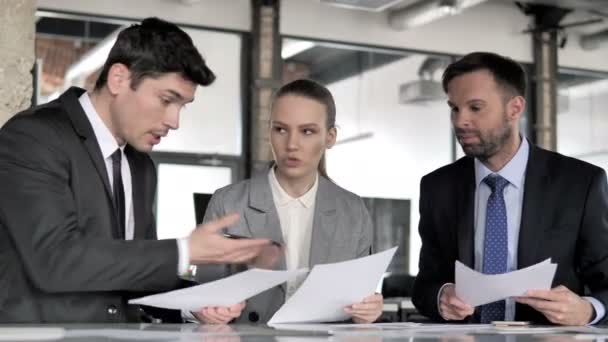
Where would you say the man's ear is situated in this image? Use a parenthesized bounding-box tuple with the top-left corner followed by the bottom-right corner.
(508, 95, 526, 122)
(106, 63, 131, 95)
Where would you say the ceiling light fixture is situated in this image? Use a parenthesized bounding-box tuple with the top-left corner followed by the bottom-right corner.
(388, 0, 487, 30)
(281, 40, 316, 59)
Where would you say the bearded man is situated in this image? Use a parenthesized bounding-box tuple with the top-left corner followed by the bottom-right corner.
(412, 52, 608, 326)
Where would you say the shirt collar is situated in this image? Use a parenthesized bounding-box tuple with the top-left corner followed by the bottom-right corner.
(79, 92, 124, 159)
(474, 136, 529, 189)
(268, 167, 319, 208)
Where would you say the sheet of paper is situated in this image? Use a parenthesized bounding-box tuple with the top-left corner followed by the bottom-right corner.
(270, 322, 421, 333)
(129, 268, 306, 311)
(268, 246, 398, 324)
(455, 259, 556, 306)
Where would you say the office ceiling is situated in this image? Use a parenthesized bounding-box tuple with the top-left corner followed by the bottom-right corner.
(515, 0, 608, 11)
(320, 0, 608, 35)
(301, 0, 608, 86)
(36, 0, 608, 93)
(320, 0, 608, 12)
(320, 0, 418, 12)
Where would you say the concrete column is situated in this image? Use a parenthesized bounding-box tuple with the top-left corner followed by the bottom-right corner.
(249, 0, 282, 176)
(523, 4, 570, 151)
(532, 29, 559, 151)
(0, 0, 36, 126)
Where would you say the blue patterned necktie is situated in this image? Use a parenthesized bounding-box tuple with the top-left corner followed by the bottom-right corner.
(480, 174, 510, 323)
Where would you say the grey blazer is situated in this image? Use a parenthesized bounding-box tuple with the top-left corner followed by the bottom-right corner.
(196, 172, 373, 323)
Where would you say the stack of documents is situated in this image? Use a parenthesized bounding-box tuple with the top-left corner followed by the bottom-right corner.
(130, 247, 397, 323)
(455, 259, 557, 306)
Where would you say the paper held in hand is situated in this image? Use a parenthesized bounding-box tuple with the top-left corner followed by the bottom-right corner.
(268, 246, 398, 324)
(455, 258, 557, 306)
(129, 268, 306, 311)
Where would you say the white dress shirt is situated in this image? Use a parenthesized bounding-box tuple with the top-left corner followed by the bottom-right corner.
(79, 93, 188, 275)
(268, 168, 318, 299)
(473, 137, 528, 320)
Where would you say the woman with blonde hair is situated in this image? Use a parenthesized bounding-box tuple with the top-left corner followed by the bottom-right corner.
(194, 79, 382, 324)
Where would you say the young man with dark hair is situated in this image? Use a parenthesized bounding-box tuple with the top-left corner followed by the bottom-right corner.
(412, 51, 608, 326)
(0, 17, 274, 323)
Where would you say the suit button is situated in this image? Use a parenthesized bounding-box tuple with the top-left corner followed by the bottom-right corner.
(107, 305, 118, 315)
(248, 311, 259, 323)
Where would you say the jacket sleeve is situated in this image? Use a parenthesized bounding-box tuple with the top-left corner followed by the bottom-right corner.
(578, 169, 608, 324)
(411, 175, 454, 322)
(0, 117, 181, 294)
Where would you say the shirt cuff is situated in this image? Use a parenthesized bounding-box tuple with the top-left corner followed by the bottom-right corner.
(583, 296, 605, 325)
(437, 282, 454, 319)
(176, 238, 190, 276)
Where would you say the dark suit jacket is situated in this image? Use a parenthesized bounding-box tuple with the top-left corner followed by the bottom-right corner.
(412, 143, 608, 324)
(0, 87, 182, 323)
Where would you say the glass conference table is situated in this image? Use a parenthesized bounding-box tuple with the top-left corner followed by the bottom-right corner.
(1, 323, 608, 342)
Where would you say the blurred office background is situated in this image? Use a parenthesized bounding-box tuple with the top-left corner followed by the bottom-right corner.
(3, 0, 608, 319)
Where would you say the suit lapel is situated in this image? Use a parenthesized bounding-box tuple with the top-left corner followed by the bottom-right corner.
(309, 177, 337, 267)
(457, 158, 476, 268)
(245, 174, 288, 295)
(62, 87, 119, 238)
(517, 145, 548, 268)
(245, 174, 286, 269)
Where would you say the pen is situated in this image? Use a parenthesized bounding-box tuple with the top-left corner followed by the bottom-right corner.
(222, 233, 282, 247)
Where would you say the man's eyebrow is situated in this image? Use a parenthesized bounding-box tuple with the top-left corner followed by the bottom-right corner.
(163, 89, 194, 103)
(165, 90, 184, 100)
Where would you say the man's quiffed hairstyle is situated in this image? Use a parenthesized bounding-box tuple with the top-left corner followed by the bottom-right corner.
(94, 17, 215, 90)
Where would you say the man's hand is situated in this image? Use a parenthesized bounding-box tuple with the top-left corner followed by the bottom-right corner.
(188, 213, 275, 265)
(515, 285, 594, 326)
(193, 302, 246, 324)
(439, 284, 474, 321)
(345, 293, 383, 323)
(249, 242, 283, 269)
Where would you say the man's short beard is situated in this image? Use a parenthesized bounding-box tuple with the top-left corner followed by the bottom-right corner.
(460, 114, 512, 161)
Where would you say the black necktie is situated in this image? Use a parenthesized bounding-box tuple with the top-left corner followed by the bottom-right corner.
(111, 149, 125, 239)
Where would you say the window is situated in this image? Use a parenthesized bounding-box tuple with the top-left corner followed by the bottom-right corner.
(557, 68, 608, 172)
(155, 163, 233, 239)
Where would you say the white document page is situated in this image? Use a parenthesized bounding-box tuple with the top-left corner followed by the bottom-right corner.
(129, 268, 306, 311)
(268, 247, 398, 324)
(455, 259, 557, 306)
(270, 322, 420, 333)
